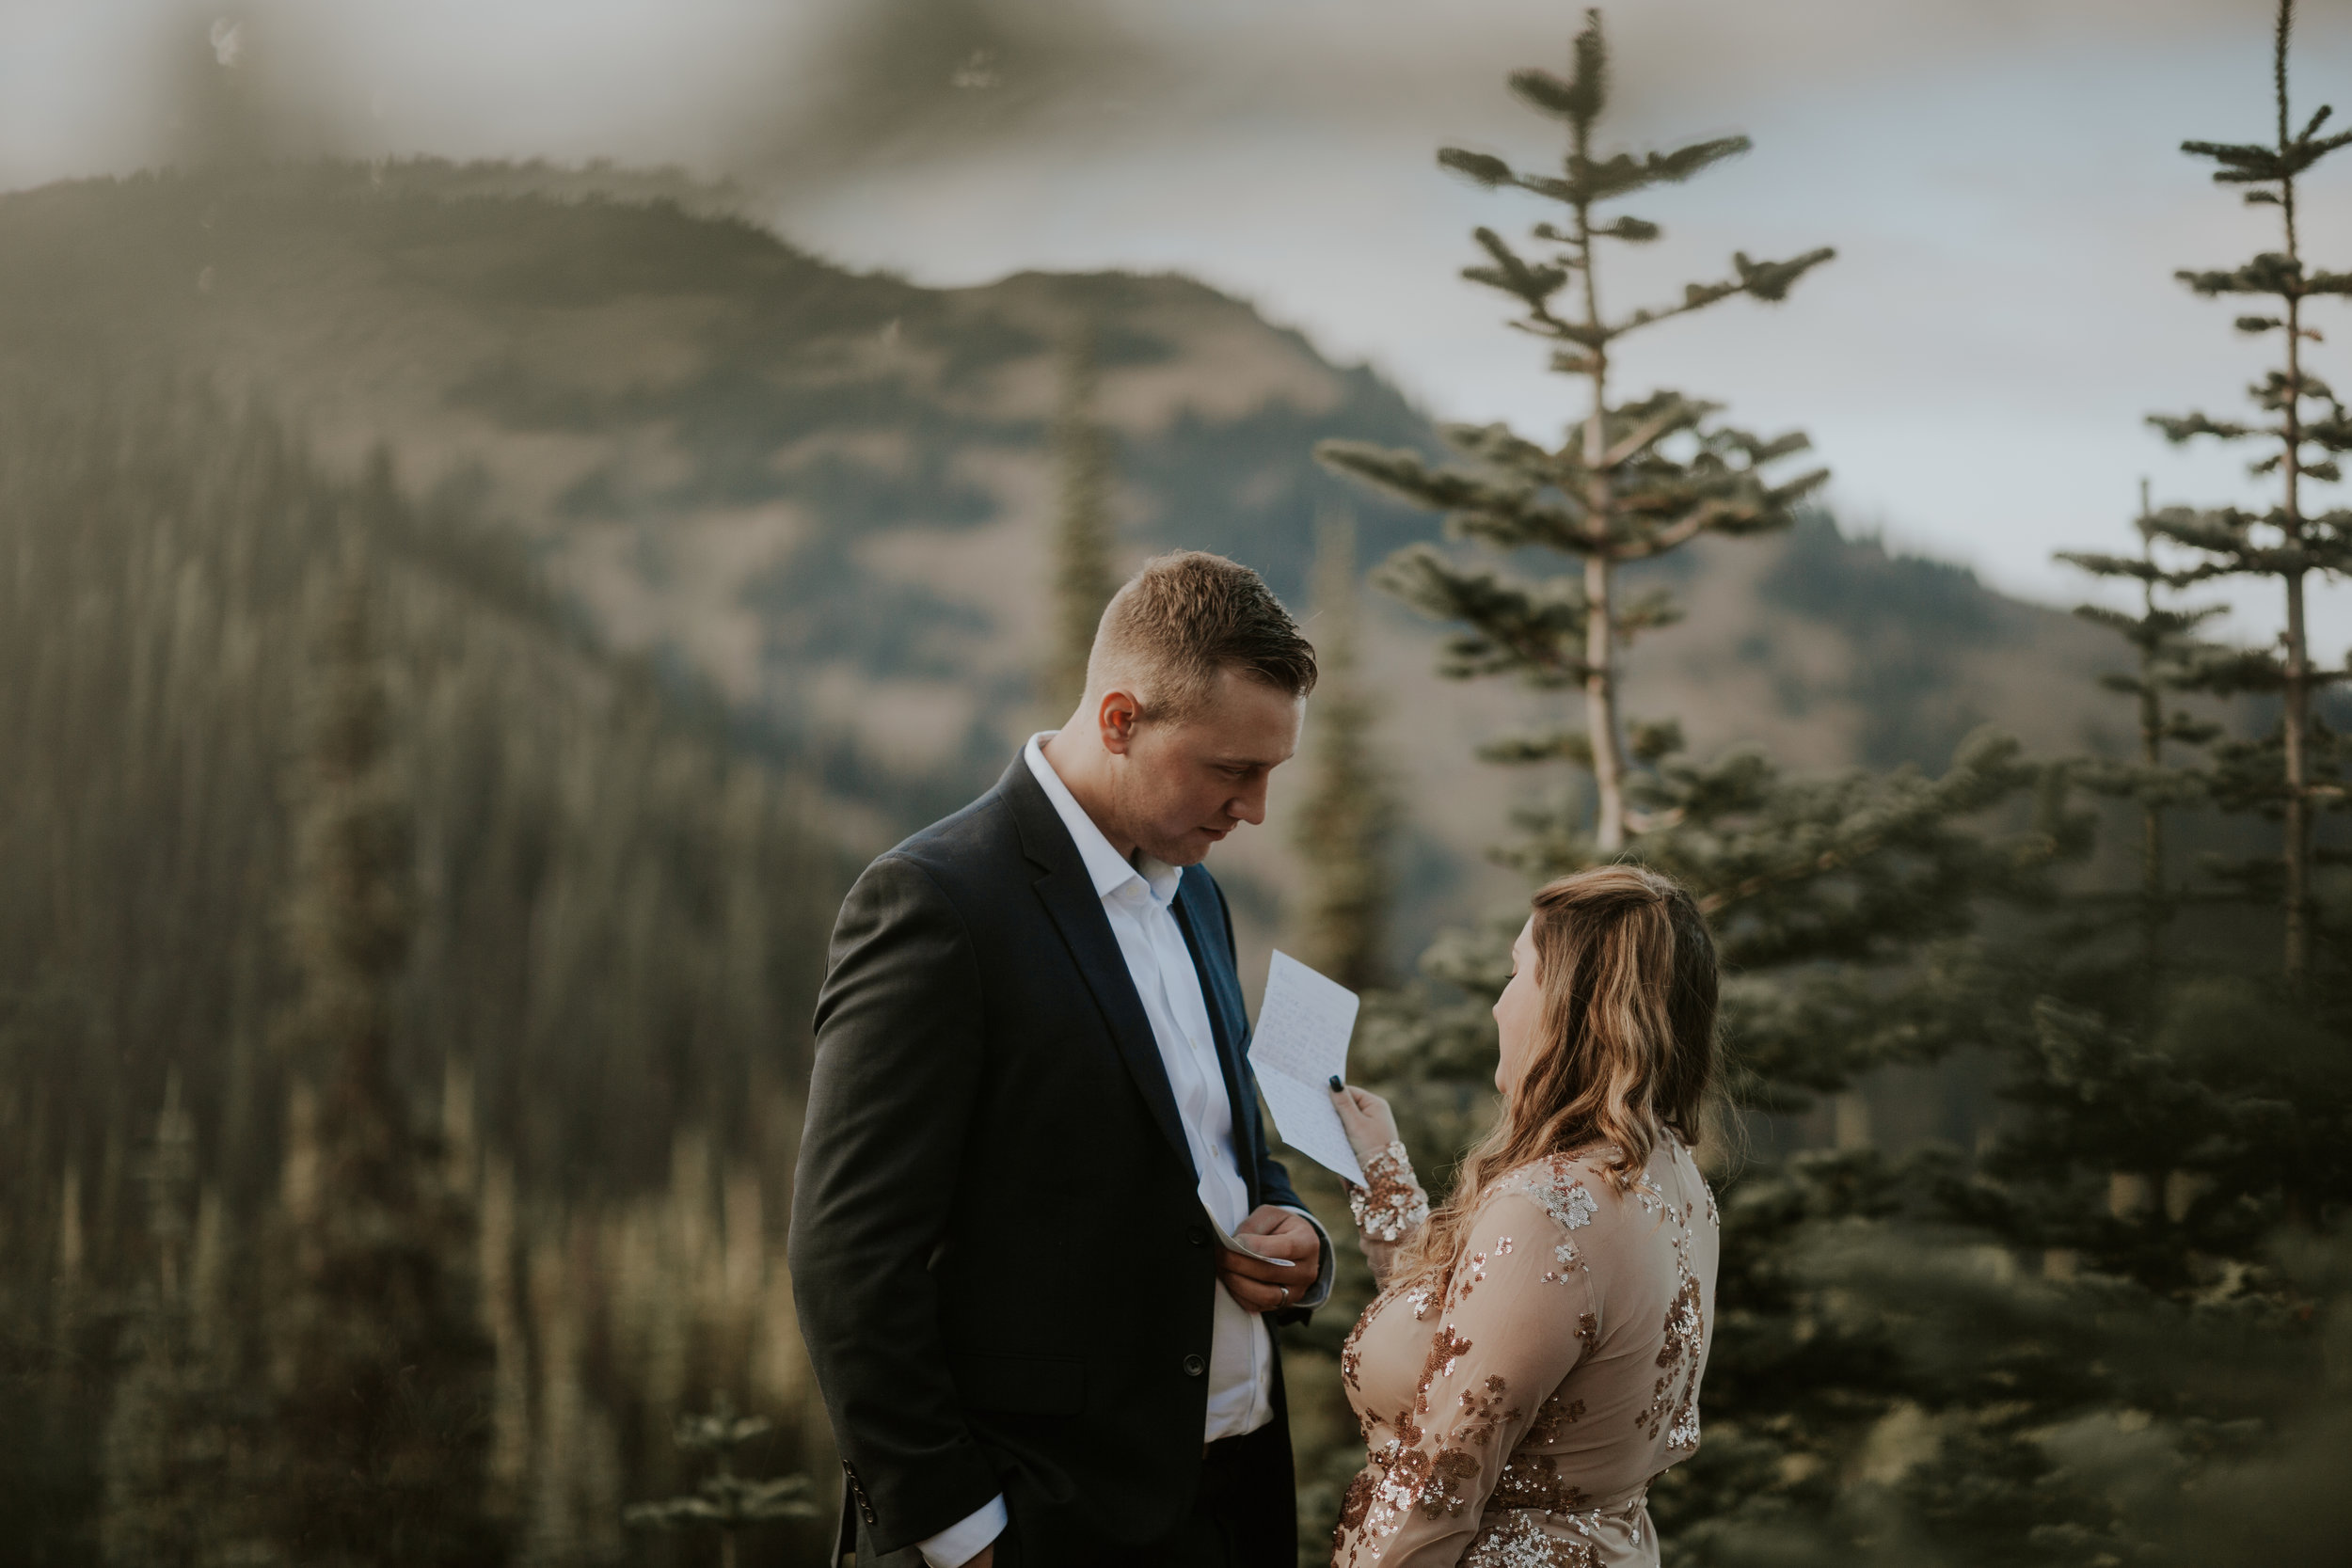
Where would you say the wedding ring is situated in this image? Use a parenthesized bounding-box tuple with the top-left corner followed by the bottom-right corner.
(1277, 1285, 1290, 1307)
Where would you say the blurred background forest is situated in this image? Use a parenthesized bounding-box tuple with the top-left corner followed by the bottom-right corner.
(3, 2, 2350, 1566)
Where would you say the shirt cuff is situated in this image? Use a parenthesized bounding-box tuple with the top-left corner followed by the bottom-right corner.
(1276, 1205, 1336, 1309)
(916, 1494, 1006, 1568)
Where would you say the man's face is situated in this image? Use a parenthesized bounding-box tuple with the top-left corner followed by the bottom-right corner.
(1108, 668, 1305, 866)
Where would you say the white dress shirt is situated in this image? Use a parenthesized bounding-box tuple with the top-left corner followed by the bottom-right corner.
(914, 736, 1329, 1568)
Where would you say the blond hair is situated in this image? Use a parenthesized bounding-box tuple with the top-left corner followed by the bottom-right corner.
(1085, 551, 1317, 722)
(1404, 864, 1721, 1288)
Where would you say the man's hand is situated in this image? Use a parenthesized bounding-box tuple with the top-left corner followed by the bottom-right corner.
(1215, 1206, 1322, 1314)
(959, 1548, 993, 1568)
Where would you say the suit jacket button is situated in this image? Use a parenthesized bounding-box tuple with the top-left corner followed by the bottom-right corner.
(842, 1461, 877, 1524)
(1187, 1226, 1208, 1247)
(1183, 1353, 1206, 1377)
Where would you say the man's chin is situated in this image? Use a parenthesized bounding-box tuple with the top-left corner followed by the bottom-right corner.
(1143, 832, 1223, 868)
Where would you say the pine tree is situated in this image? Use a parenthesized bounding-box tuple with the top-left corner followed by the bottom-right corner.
(1045, 323, 1120, 716)
(1319, 6, 1832, 854)
(1320, 7, 2052, 1125)
(622, 1392, 818, 1568)
(100, 1074, 244, 1567)
(0, 388, 845, 1551)
(2144, 0, 2352, 978)
(1291, 513, 1397, 992)
(1702, 20, 2352, 1560)
(247, 565, 504, 1567)
(1314, 11, 2064, 1558)
(2055, 480, 2225, 987)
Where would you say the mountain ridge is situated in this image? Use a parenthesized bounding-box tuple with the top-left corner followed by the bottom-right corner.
(0, 157, 2126, 954)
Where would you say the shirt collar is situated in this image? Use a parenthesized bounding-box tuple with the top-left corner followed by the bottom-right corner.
(1024, 733, 1184, 908)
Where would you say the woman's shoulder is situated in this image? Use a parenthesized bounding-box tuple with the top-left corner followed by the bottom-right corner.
(1476, 1148, 1615, 1233)
(1479, 1136, 1701, 1233)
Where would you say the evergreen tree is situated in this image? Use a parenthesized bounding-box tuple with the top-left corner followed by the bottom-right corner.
(1045, 323, 1120, 716)
(0, 387, 843, 1553)
(1320, 7, 2051, 1132)
(100, 1074, 245, 1567)
(1696, 19, 2352, 1561)
(2144, 0, 2352, 977)
(1291, 513, 1397, 992)
(1319, 6, 1832, 853)
(622, 1392, 818, 1568)
(1275, 509, 1405, 1549)
(247, 567, 504, 1567)
(1313, 10, 2063, 1557)
(2055, 481, 2225, 987)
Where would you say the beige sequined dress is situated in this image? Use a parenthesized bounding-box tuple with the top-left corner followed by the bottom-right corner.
(1330, 1135, 1719, 1568)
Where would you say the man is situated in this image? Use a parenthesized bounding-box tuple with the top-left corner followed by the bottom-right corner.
(789, 551, 1330, 1568)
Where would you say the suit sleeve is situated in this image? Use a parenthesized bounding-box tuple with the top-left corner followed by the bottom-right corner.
(788, 853, 1000, 1553)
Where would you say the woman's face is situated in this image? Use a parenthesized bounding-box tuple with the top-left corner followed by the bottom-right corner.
(1493, 916, 1544, 1097)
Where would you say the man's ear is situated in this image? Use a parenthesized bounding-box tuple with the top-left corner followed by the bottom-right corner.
(1096, 688, 1144, 754)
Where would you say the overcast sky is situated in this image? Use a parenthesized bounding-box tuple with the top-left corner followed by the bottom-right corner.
(8, 0, 2352, 651)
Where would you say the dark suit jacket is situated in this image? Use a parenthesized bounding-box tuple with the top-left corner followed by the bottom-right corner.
(788, 754, 1320, 1566)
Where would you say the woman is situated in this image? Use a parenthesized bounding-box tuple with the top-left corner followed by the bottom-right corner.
(1324, 864, 1722, 1567)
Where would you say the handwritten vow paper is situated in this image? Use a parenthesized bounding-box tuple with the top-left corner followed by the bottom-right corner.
(1248, 951, 1365, 1187)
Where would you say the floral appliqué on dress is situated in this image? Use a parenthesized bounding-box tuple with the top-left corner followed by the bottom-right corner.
(1350, 1141, 1430, 1242)
(1633, 1192, 1707, 1449)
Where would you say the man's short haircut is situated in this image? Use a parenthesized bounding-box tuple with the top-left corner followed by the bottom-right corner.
(1086, 551, 1318, 723)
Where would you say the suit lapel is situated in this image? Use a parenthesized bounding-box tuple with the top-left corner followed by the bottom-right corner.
(1003, 760, 1198, 1184)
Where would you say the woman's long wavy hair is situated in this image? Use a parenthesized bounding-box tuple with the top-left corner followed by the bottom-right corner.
(1404, 864, 1721, 1287)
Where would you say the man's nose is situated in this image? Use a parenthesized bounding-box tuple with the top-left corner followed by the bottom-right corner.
(1230, 779, 1269, 826)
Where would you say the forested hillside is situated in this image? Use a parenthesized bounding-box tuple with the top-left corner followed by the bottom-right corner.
(0, 160, 2126, 955)
(0, 156, 2208, 1567)
(0, 390, 844, 1563)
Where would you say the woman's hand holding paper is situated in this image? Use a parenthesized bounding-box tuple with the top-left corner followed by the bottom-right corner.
(1327, 1076, 1401, 1165)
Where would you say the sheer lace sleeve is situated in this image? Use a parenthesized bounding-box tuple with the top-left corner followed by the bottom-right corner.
(1333, 1179, 1604, 1568)
(1347, 1141, 1431, 1287)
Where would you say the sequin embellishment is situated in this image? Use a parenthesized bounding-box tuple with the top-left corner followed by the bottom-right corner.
(1350, 1140, 1431, 1243)
(1463, 1513, 1600, 1568)
(1633, 1186, 1707, 1449)
(1491, 1451, 1590, 1511)
(1495, 1155, 1601, 1233)
(1526, 1386, 1587, 1444)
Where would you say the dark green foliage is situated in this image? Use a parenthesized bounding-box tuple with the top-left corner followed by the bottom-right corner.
(1291, 515, 1398, 992)
(1309, 10, 2071, 1559)
(99, 1080, 244, 1567)
(2140, 0, 2352, 977)
(2054, 483, 2229, 990)
(239, 576, 504, 1567)
(1296, 12, 2349, 1567)
(0, 385, 843, 1560)
(1677, 18, 2352, 1563)
(1320, 0, 2037, 1139)
(624, 1394, 819, 1568)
